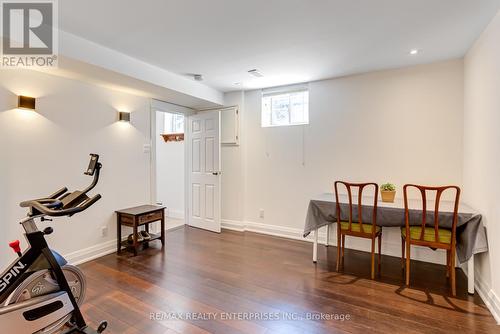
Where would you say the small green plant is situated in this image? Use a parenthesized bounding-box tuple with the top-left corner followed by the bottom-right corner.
(380, 183, 396, 191)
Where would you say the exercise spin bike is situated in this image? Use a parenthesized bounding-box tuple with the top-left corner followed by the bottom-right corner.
(0, 154, 108, 333)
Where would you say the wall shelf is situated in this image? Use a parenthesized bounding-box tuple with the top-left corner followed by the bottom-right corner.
(161, 133, 184, 142)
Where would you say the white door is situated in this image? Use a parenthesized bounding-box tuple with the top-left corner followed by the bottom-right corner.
(188, 110, 221, 233)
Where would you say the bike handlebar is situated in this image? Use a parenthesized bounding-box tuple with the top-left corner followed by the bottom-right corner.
(25, 194, 102, 217)
(19, 154, 102, 218)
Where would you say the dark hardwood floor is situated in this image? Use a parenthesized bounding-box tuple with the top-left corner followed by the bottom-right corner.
(79, 226, 498, 334)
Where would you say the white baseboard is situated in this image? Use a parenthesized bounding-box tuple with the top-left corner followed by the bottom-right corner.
(220, 219, 245, 232)
(165, 219, 185, 230)
(475, 272, 500, 324)
(64, 239, 118, 266)
(221, 219, 446, 265)
(65, 221, 185, 266)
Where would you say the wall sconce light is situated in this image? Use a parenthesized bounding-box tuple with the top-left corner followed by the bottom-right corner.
(18, 96, 36, 110)
(118, 111, 130, 122)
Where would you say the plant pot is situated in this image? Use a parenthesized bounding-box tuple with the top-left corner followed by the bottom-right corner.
(381, 190, 396, 203)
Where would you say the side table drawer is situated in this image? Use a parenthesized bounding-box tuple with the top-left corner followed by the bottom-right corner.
(139, 211, 163, 224)
(120, 214, 135, 225)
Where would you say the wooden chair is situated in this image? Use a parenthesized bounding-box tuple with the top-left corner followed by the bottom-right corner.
(401, 184, 460, 296)
(334, 181, 381, 279)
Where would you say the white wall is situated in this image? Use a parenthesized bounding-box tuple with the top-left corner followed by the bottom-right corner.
(463, 10, 500, 321)
(155, 111, 185, 218)
(0, 69, 151, 267)
(222, 59, 465, 263)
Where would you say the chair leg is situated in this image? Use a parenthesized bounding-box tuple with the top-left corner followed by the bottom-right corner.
(341, 234, 345, 268)
(336, 228, 341, 272)
(371, 237, 375, 280)
(401, 236, 405, 269)
(378, 233, 382, 274)
(326, 224, 330, 247)
(451, 248, 456, 296)
(405, 241, 411, 286)
(446, 249, 450, 278)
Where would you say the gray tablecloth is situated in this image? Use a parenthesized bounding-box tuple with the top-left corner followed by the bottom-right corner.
(304, 194, 488, 264)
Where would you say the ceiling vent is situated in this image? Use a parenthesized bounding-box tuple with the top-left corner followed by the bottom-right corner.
(248, 69, 264, 77)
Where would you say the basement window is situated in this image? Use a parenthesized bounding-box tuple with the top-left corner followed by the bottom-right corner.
(261, 86, 309, 127)
(161, 112, 184, 142)
(164, 112, 184, 134)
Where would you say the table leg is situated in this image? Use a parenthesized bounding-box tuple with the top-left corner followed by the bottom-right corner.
(132, 224, 138, 256)
(326, 224, 330, 246)
(144, 224, 150, 249)
(160, 216, 165, 247)
(468, 255, 475, 294)
(116, 214, 121, 255)
(313, 228, 318, 263)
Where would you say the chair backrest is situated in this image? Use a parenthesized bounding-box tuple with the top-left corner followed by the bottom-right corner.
(334, 181, 378, 235)
(403, 184, 461, 246)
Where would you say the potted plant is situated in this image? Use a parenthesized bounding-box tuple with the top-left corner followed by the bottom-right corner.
(380, 183, 396, 203)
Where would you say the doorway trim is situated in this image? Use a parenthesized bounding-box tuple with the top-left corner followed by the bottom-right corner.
(149, 99, 195, 223)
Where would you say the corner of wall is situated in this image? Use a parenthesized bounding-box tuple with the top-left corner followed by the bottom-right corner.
(461, 8, 500, 324)
(475, 271, 500, 324)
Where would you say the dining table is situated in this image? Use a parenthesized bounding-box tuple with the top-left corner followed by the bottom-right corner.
(304, 193, 488, 294)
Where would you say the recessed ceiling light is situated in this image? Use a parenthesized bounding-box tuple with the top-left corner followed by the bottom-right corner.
(248, 69, 264, 77)
(410, 49, 419, 55)
(234, 82, 242, 86)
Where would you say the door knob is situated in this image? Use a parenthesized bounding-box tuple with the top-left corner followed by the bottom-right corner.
(212, 171, 221, 176)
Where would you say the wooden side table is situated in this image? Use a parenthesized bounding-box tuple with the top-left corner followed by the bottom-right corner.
(115, 205, 165, 256)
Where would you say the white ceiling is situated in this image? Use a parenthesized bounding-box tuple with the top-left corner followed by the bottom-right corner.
(60, 0, 500, 93)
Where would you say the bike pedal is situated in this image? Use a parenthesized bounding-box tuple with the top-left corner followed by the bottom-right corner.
(97, 320, 108, 333)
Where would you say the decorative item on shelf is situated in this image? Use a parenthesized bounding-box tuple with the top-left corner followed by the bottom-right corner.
(18, 96, 36, 110)
(161, 133, 184, 142)
(380, 183, 396, 203)
(118, 111, 130, 122)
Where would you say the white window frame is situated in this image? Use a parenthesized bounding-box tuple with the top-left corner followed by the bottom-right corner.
(163, 112, 185, 134)
(261, 84, 309, 128)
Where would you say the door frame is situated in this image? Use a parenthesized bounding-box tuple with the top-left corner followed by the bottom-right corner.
(149, 99, 195, 224)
